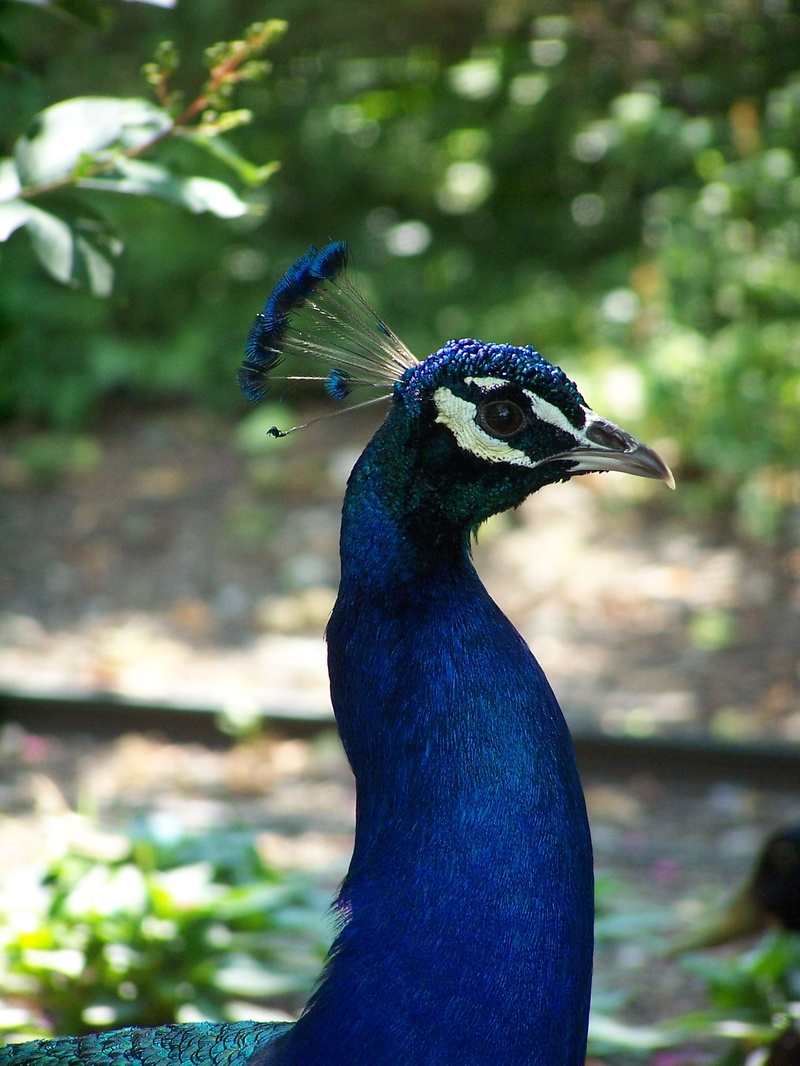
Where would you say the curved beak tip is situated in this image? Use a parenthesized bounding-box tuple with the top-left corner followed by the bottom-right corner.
(615, 437, 676, 491)
(636, 449, 676, 491)
(548, 414, 677, 491)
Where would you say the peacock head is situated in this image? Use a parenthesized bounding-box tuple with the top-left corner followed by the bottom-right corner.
(398, 336, 670, 506)
(239, 242, 673, 528)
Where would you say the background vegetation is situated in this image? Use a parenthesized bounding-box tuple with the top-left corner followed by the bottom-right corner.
(3, 0, 800, 534)
(2, 0, 800, 1060)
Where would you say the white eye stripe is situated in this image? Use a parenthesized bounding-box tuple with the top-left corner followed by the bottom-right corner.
(525, 392, 583, 437)
(464, 376, 584, 439)
(433, 380, 588, 468)
(463, 376, 509, 388)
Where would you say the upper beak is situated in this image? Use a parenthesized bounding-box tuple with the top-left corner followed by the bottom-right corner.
(549, 413, 676, 490)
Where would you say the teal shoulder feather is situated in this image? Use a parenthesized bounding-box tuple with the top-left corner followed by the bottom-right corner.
(0, 1021, 290, 1066)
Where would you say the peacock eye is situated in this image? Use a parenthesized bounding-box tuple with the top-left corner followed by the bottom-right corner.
(476, 398, 527, 439)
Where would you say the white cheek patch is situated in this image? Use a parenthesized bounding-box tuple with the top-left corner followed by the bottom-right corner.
(433, 386, 537, 467)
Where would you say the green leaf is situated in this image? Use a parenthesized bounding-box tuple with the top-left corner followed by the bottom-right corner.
(0, 31, 21, 66)
(13, 0, 110, 27)
(181, 131, 279, 186)
(73, 225, 122, 296)
(52, 0, 109, 28)
(0, 201, 74, 282)
(588, 1011, 678, 1051)
(588, 1006, 778, 1055)
(14, 97, 172, 188)
(211, 956, 308, 997)
(0, 198, 33, 240)
(77, 157, 251, 217)
(214, 882, 298, 922)
(0, 159, 22, 203)
(0, 199, 121, 296)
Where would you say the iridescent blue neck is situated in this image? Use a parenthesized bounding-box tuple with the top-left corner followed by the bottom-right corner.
(274, 426, 594, 1066)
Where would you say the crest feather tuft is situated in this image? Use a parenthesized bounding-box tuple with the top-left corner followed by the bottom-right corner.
(238, 242, 418, 408)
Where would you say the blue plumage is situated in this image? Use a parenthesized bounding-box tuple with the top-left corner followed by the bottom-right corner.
(280, 566, 594, 1065)
(240, 243, 349, 402)
(239, 242, 352, 403)
(1, 243, 673, 1066)
(239, 241, 416, 411)
(323, 367, 352, 402)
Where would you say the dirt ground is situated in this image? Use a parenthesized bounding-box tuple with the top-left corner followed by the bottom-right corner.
(1, 404, 798, 742)
(1, 404, 799, 1058)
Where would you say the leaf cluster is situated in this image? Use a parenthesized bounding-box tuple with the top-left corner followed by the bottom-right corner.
(0, 828, 328, 1041)
(591, 877, 800, 1063)
(0, 15, 284, 296)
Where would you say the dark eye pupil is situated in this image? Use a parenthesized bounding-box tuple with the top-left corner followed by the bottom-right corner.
(478, 400, 526, 438)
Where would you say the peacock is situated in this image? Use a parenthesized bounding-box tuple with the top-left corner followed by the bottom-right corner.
(671, 825, 800, 953)
(668, 828, 800, 1065)
(0, 242, 673, 1066)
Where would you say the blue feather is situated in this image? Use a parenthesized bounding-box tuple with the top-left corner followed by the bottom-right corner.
(239, 243, 350, 403)
(237, 241, 417, 411)
(324, 368, 353, 401)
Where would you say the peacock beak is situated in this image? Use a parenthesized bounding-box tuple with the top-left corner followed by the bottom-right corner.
(550, 412, 676, 490)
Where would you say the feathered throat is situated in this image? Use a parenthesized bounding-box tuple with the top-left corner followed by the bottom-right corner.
(238, 243, 419, 433)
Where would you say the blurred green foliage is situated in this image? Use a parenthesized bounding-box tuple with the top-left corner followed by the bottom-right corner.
(0, 828, 328, 1040)
(589, 875, 800, 1064)
(677, 932, 800, 1064)
(3, 836, 797, 1061)
(592, 866, 800, 1062)
(2, 0, 800, 526)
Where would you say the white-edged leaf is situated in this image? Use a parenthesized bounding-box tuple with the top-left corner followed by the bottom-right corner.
(73, 227, 120, 296)
(13, 203, 73, 283)
(211, 956, 308, 997)
(589, 1007, 779, 1054)
(0, 199, 121, 296)
(0, 198, 36, 240)
(588, 1011, 678, 1051)
(0, 158, 22, 202)
(15, 97, 171, 187)
(181, 131, 280, 187)
(77, 157, 251, 217)
(161, 174, 251, 217)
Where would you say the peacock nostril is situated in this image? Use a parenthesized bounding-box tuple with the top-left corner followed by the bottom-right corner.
(585, 419, 632, 452)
